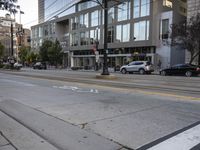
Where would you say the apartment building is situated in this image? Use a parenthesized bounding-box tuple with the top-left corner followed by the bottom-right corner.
(0, 14, 31, 58)
(32, 0, 187, 68)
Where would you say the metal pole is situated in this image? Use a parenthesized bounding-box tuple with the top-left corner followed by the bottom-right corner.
(11, 20, 14, 56)
(101, 0, 109, 75)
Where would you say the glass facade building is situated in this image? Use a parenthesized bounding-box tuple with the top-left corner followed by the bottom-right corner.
(33, 0, 187, 69)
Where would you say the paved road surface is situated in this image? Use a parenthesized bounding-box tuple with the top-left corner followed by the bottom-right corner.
(0, 70, 200, 150)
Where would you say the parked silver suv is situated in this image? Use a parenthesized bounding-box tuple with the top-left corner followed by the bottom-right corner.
(120, 61, 154, 74)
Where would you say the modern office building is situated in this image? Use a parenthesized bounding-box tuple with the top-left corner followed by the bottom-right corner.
(185, 0, 200, 64)
(32, 0, 187, 69)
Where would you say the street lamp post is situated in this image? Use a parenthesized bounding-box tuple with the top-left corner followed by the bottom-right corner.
(102, 0, 110, 75)
(10, 20, 14, 56)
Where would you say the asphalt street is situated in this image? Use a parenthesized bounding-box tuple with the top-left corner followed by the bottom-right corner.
(0, 69, 200, 150)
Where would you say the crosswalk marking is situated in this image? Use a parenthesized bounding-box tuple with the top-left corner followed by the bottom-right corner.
(147, 124, 200, 150)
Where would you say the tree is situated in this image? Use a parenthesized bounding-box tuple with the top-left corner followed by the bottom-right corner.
(0, 0, 18, 14)
(48, 39, 63, 67)
(0, 42, 5, 59)
(39, 40, 53, 62)
(26, 51, 38, 64)
(171, 13, 200, 64)
(18, 45, 30, 64)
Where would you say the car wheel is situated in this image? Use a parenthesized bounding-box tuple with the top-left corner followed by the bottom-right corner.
(121, 68, 127, 74)
(139, 69, 145, 75)
(161, 71, 166, 76)
(185, 71, 192, 77)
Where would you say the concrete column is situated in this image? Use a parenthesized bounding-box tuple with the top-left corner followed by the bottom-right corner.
(70, 52, 74, 67)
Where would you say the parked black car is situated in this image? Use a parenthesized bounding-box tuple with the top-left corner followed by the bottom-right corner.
(160, 64, 200, 77)
(33, 62, 47, 70)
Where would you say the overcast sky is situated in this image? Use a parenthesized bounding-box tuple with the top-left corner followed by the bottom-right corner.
(0, 0, 38, 29)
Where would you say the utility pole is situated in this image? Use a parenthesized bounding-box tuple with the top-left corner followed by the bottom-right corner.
(10, 20, 14, 56)
(102, 0, 110, 75)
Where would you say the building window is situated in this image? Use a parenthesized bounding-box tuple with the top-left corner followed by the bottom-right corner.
(80, 13, 88, 28)
(163, 0, 173, 8)
(39, 27, 43, 38)
(43, 25, 48, 36)
(133, 0, 150, 18)
(70, 33, 78, 46)
(90, 28, 100, 44)
(71, 16, 79, 30)
(78, 1, 99, 11)
(134, 20, 149, 41)
(116, 24, 130, 42)
(91, 10, 101, 27)
(80, 31, 89, 45)
(108, 7, 115, 24)
(161, 19, 169, 39)
(108, 26, 114, 43)
(117, 2, 130, 21)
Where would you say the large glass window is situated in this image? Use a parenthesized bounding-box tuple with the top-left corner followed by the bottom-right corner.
(123, 24, 130, 42)
(134, 20, 149, 41)
(90, 28, 100, 45)
(91, 10, 101, 27)
(117, 2, 130, 21)
(108, 26, 114, 43)
(39, 27, 43, 38)
(80, 31, 89, 45)
(133, 0, 150, 18)
(108, 7, 115, 24)
(44, 0, 75, 21)
(70, 33, 78, 46)
(80, 13, 88, 28)
(71, 16, 79, 30)
(116, 24, 130, 42)
(78, 1, 100, 11)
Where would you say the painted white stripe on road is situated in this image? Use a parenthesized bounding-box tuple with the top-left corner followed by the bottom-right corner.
(53, 85, 99, 93)
(148, 124, 200, 150)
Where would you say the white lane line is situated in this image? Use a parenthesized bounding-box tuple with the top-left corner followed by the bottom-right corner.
(147, 124, 200, 150)
(0, 79, 37, 87)
(53, 85, 99, 93)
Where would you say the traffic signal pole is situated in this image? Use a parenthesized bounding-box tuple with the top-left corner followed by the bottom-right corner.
(101, 0, 110, 75)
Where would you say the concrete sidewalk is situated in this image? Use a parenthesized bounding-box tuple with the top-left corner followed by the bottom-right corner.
(0, 100, 122, 150)
(0, 110, 58, 150)
(0, 131, 16, 150)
